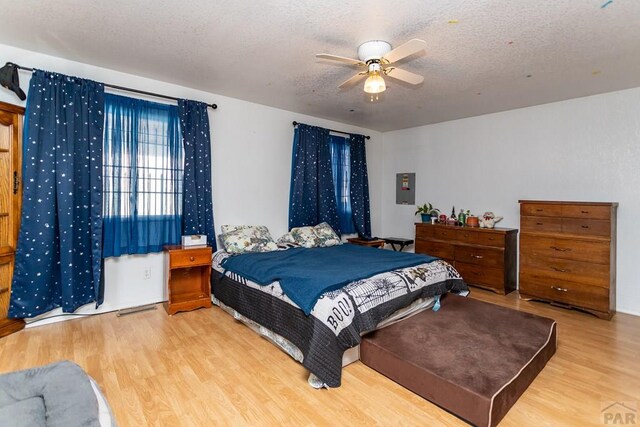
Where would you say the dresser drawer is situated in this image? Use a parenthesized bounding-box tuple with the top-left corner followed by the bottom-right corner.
(561, 219, 610, 237)
(521, 216, 562, 234)
(170, 249, 212, 268)
(520, 254, 610, 288)
(415, 224, 434, 239)
(562, 204, 611, 220)
(520, 273, 609, 312)
(474, 231, 505, 247)
(415, 239, 454, 261)
(456, 229, 479, 244)
(455, 262, 504, 290)
(521, 203, 563, 217)
(433, 226, 458, 241)
(454, 245, 503, 268)
(519, 234, 609, 264)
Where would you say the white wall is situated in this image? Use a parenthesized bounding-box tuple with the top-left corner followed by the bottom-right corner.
(379, 87, 640, 316)
(0, 43, 382, 324)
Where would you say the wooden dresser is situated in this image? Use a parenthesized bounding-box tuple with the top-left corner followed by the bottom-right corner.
(415, 223, 518, 294)
(519, 200, 617, 319)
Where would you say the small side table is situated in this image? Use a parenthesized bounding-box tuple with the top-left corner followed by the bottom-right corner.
(347, 237, 386, 248)
(383, 237, 414, 252)
(163, 245, 212, 315)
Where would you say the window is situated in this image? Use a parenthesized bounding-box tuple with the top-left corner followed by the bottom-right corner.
(329, 135, 356, 234)
(102, 93, 184, 257)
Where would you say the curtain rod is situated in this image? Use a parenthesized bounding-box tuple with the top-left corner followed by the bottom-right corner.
(292, 121, 370, 140)
(8, 62, 218, 110)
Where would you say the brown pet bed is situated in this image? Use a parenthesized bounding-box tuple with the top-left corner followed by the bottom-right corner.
(360, 294, 557, 427)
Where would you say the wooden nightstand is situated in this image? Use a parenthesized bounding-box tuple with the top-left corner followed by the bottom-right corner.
(163, 245, 212, 315)
(347, 237, 386, 248)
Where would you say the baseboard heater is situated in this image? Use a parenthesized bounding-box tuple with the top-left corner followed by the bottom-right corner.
(116, 304, 157, 317)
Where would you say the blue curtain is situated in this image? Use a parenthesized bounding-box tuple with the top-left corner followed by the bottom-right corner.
(349, 134, 372, 238)
(288, 123, 340, 234)
(178, 100, 216, 250)
(329, 135, 356, 234)
(102, 93, 183, 257)
(9, 70, 105, 317)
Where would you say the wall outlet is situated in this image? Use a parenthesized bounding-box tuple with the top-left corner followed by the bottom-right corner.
(143, 267, 151, 280)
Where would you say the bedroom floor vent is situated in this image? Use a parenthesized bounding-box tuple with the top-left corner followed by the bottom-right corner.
(116, 304, 157, 317)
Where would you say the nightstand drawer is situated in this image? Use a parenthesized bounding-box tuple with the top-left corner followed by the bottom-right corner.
(170, 249, 212, 268)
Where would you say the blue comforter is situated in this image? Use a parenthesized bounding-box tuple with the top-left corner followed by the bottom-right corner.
(221, 244, 437, 315)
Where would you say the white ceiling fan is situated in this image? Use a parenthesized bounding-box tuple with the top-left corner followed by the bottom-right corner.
(316, 39, 426, 96)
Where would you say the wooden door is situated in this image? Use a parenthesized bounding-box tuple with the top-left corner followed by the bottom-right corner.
(0, 101, 24, 337)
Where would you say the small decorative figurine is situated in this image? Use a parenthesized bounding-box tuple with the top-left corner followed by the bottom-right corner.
(479, 212, 503, 229)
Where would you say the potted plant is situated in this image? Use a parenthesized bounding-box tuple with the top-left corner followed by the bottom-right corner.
(415, 203, 440, 223)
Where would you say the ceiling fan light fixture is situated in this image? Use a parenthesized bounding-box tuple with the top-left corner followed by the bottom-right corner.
(364, 72, 386, 94)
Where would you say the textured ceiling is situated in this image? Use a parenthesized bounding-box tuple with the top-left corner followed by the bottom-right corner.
(0, 1, 639, 131)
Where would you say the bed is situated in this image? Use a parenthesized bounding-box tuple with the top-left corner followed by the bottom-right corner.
(211, 244, 467, 388)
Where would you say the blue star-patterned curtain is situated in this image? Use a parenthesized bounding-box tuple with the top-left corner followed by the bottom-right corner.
(349, 134, 371, 238)
(178, 100, 215, 249)
(9, 70, 105, 317)
(288, 123, 340, 234)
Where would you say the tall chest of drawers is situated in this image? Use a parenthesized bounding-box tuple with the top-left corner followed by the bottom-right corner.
(519, 200, 617, 319)
(415, 223, 518, 294)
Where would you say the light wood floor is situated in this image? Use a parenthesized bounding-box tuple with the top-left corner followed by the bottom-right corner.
(0, 289, 638, 426)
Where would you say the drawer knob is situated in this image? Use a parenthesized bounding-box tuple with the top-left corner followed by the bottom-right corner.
(471, 255, 484, 259)
(536, 222, 543, 225)
(190, 256, 195, 261)
(581, 210, 589, 214)
(551, 266, 568, 273)
(550, 246, 571, 252)
(536, 209, 543, 212)
(551, 286, 568, 292)
(581, 225, 589, 229)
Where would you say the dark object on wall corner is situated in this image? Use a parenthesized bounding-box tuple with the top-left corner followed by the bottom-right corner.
(0, 63, 26, 100)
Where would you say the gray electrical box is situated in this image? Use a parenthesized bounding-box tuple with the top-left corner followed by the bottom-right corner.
(396, 173, 415, 205)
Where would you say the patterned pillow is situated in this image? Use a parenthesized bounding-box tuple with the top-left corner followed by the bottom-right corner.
(313, 222, 342, 247)
(276, 231, 296, 245)
(219, 225, 278, 254)
(291, 226, 320, 248)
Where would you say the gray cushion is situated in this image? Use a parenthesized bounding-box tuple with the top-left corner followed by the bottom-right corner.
(0, 396, 46, 427)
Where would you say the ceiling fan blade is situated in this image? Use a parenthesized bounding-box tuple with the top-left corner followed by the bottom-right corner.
(316, 54, 365, 67)
(384, 67, 424, 85)
(381, 39, 426, 64)
(338, 72, 368, 89)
